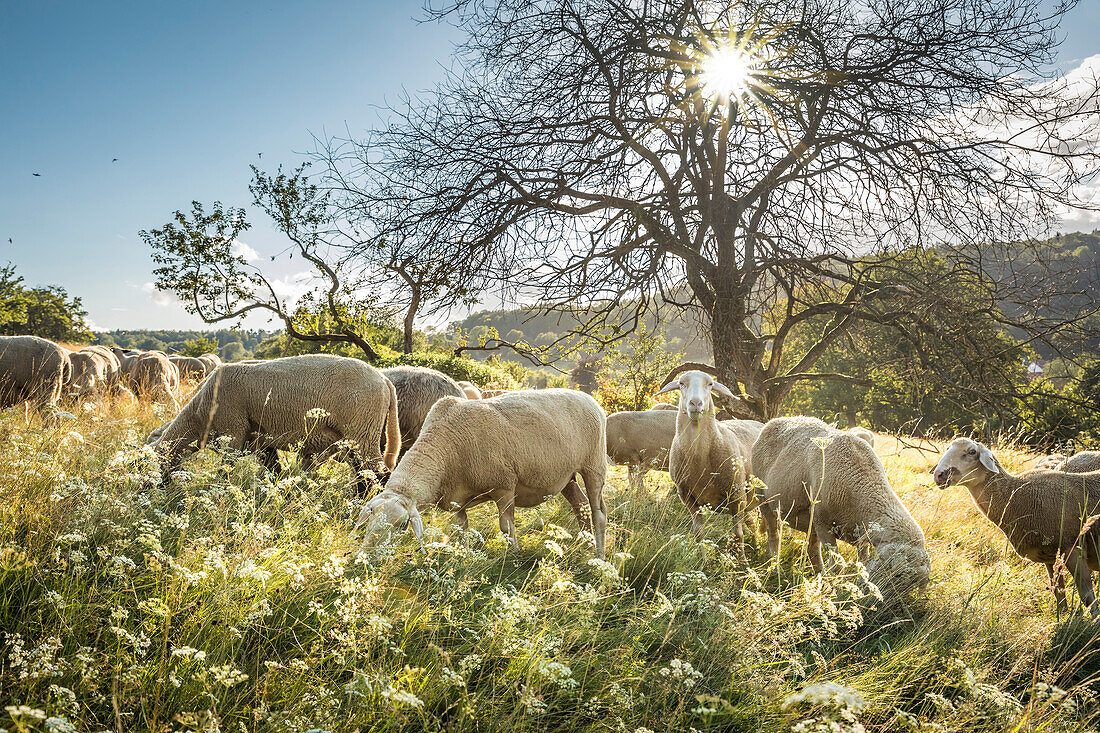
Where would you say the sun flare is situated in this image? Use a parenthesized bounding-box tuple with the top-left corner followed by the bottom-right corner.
(700, 45, 753, 101)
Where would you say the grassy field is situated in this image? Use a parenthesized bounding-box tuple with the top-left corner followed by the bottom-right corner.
(2, 398, 1099, 732)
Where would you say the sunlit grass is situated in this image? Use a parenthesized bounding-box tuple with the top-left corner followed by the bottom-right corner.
(0, 402, 1098, 731)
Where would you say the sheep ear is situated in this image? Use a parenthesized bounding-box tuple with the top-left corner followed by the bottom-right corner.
(978, 445, 1000, 474)
(654, 379, 680, 396)
(711, 380, 739, 403)
(407, 504, 424, 540)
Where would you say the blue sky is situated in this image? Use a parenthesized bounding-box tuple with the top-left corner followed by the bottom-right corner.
(1, 1, 1098, 331)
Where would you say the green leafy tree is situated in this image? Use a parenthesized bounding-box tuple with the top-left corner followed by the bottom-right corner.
(180, 336, 219, 357)
(598, 325, 685, 412)
(0, 264, 92, 343)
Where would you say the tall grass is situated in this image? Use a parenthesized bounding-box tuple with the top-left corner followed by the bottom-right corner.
(0, 402, 1097, 732)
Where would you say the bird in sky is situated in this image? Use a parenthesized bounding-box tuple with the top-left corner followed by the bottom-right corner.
(32, 173, 41, 177)
(258, 152, 263, 159)
(112, 158, 118, 162)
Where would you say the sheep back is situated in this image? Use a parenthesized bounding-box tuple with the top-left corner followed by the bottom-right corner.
(389, 388, 606, 510)
(157, 354, 399, 471)
(0, 335, 70, 410)
(382, 366, 466, 448)
(606, 410, 676, 470)
(1064, 451, 1100, 474)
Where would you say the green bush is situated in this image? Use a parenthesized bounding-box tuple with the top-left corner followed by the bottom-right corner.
(379, 351, 521, 388)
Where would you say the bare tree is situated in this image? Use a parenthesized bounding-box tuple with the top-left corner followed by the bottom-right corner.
(322, 0, 1100, 418)
(141, 165, 386, 361)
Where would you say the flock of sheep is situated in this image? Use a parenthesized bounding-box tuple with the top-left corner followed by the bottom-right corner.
(2, 333, 1100, 614)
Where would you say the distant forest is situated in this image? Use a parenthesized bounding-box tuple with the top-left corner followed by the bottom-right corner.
(94, 329, 277, 361)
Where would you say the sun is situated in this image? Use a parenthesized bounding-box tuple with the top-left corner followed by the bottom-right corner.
(700, 45, 754, 102)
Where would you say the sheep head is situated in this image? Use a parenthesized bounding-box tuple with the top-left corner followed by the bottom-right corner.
(654, 369, 738, 420)
(933, 437, 1000, 488)
(355, 490, 424, 545)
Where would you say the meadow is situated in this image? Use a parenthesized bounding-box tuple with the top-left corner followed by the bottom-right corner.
(2, 397, 1099, 733)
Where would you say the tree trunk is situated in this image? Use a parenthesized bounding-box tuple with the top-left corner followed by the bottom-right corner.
(402, 287, 421, 354)
(709, 280, 773, 421)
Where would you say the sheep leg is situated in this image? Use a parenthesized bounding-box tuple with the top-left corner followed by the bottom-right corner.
(1065, 549, 1098, 618)
(858, 543, 871, 564)
(1046, 563, 1068, 616)
(561, 477, 593, 532)
(579, 466, 608, 559)
(453, 509, 469, 532)
(497, 499, 518, 552)
(731, 516, 746, 562)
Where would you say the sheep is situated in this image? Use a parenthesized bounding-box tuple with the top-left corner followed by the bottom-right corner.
(110, 347, 143, 374)
(80, 345, 121, 384)
(457, 380, 482, 399)
(197, 353, 222, 373)
(381, 366, 467, 452)
(481, 389, 511, 398)
(1064, 451, 1100, 474)
(124, 351, 180, 407)
(152, 355, 401, 493)
(1032, 453, 1068, 471)
(356, 388, 609, 557)
(754, 416, 930, 596)
(648, 402, 677, 411)
(170, 355, 209, 381)
(606, 410, 765, 497)
(654, 370, 756, 559)
(0, 335, 71, 415)
(65, 350, 108, 398)
(606, 410, 676, 493)
(848, 426, 875, 448)
(933, 437, 1100, 615)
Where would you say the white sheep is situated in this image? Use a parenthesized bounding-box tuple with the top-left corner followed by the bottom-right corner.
(356, 388, 609, 557)
(457, 380, 483, 399)
(1032, 453, 1068, 471)
(125, 351, 180, 408)
(0, 335, 71, 415)
(848, 426, 875, 448)
(934, 437, 1100, 616)
(1063, 451, 1100, 474)
(754, 416, 930, 596)
(381, 366, 467, 453)
(654, 370, 755, 558)
(153, 355, 400, 493)
(606, 410, 676, 493)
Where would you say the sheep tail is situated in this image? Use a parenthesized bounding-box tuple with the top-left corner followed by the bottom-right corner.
(382, 376, 401, 471)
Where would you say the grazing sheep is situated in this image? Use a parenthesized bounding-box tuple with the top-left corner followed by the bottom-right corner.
(153, 355, 401, 493)
(754, 416, 930, 596)
(606, 410, 677, 493)
(110, 347, 144, 374)
(124, 352, 180, 407)
(65, 350, 108, 397)
(655, 370, 755, 558)
(848, 426, 875, 448)
(381, 366, 467, 451)
(0, 335, 71, 414)
(80, 345, 121, 386)
(170, 355, 208, 381)
(934, 437, 1100, 615)
(1064, 451, 1100, 474)
(356, 388, 609, 557)
(457, 380, 482, 399)
(1032, 453, 1068, 471)
(197, 353, 222, 373)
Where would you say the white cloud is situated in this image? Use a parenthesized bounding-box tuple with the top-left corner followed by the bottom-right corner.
(231, 239, 260, 263)
(267, 271, 316, 306)
(141, 282, 184, 308)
